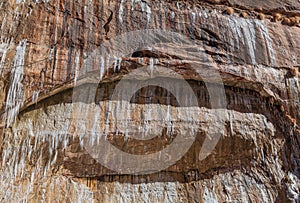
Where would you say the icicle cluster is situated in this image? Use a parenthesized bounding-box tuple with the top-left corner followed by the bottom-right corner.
(0, 42, 9, 75)
(194, 9, 277, 66)
(130, 0, 152, 23)
(3, 39, 27, 127)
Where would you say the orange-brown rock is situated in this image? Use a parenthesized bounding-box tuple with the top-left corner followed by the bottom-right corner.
(0, 0, 299, 202)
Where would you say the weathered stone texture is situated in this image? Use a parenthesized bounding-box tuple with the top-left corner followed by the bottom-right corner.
(0, 0, 299, 202)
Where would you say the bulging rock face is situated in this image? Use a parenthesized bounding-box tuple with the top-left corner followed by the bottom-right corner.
(0, 0, 299, 202)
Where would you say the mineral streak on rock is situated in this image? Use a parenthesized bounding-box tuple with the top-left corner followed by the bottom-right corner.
(0, 0, 299, 202)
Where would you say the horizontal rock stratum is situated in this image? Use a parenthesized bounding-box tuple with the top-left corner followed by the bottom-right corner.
(0, 0, 299, 202)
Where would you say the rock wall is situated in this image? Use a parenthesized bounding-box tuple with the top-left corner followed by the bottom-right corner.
(0, 0, 299, 202)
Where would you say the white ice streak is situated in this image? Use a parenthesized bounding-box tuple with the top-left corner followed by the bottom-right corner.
(3, 39, 27, 126)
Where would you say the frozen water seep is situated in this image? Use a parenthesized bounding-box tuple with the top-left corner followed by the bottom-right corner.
(100, 56, 105, 80)
(203, 181, 218, 202)
(226, 17, 276, 66)
(117, 57, 122, 71)
(119, 0, 125, 23)
(74, 52, 80, 84)
(203, 9, 209, 19)
(286, 77, 299, 108)
(113, 56, 118, 72)
(225, 18, 276, 67)
(191, 11, 196, 23)
(0, 42, 9, 75)
(255, 21, 276, 65)
(131, 0, 152, 23)
(3, 39, 27, 127)
(149, 58, 154, 76)
(0, 13, 7, 40)
(244, 20, 257, 64)
(287, 172, 300, 201)
(106, 54, 111, 72)
(48, 48, 54, 61)
(227, 18, 256, 64)
(111, 56, 122, 73)
(32, 90, 39, 103)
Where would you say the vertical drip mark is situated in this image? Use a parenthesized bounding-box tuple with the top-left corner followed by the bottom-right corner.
(0, 42, 9, 76)
(119, 0, 125, 24)
(229, 19, 239, 50)
(74, 51, 80, 85)
(113, 56, 118, 72)
(191, 10, 196, 24)
(32, 90, 39, 103)
(100, 56, 104, 80)
(243, 20, 256, 65)
(227, 18, 258, 65)
(51, 3, 60, 82)
(144, 1, 152, 25)
(0, 13, 7, 42)
(256, 21, 277, 66)
(106, 54, 111, 72)
(131, 0, 151, 25)
(149, 58, 154, 77)
(176, 2, 184, 34)
(220, 17, 234, 64)
(4, 39, 27, 127)
(117, 57, 122, 71)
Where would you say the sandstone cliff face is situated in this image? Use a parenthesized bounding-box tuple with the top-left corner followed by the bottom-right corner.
(0, 0, 299, 202)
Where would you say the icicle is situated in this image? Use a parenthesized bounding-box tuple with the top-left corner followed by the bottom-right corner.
(113, 56, 118, 72)
(198, 10, 202, 18)
(131, 0, 135, 10)
(203, 181, 218, 202)
(100, 56, 104, 80)
(165, 105, 171, 135)
(2, 149, 7, 166)
(104, 101, 112, 136)
(131, 0, 152, 23)
(117, 57, 122, 70)
(203, 9, 209, 19)
(228, 111, 234, 136)
(90, 106, 100, 146)
(149, 58, 154, 77)
(170, 11, 175, 20)
(142, 1, 152, 24)
(0, 13, 7, 36)
(48, 48, 53, 61)
(0, 42, 9, 75)
(32, 90, 39, 103)
(119, 0, 125, 24)
(51, 150, 57, 165)
(191, 11, 196, 23)
(106, 54, 111, 72)
(4, 39, 27, 127)
(97, 102, 103, 144)
(74, 52, 80, 85)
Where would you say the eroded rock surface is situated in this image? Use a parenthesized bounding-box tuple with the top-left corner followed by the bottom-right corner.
(0, 0, 299, 202)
